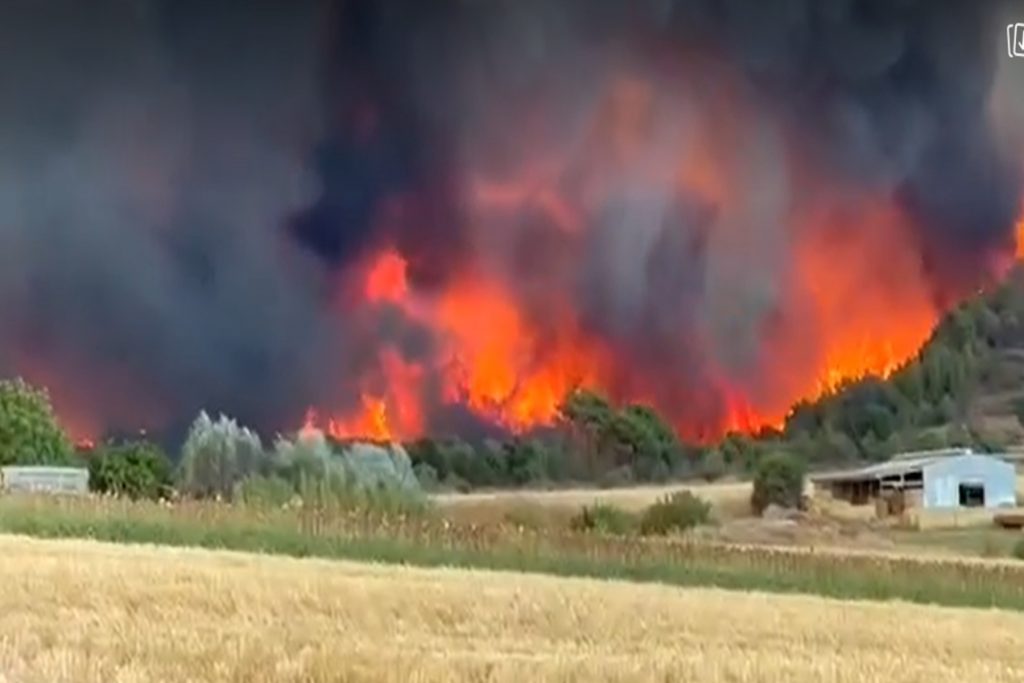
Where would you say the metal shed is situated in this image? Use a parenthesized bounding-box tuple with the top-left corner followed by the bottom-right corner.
(0, 466, 90, 495)
(811, 449, 1016, 511)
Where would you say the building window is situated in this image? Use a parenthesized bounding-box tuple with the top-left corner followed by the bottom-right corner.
(958, 483, 985, 508)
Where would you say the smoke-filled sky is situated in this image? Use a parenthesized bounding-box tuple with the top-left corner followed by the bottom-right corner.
(0, 0, 1022, 443)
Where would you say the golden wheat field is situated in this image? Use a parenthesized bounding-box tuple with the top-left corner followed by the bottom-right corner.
(2, 535, 1024, 683)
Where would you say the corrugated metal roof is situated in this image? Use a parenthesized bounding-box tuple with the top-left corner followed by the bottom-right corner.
(889, 447, 973, 461)
(811, 456, 943, 483)
(811, 448, 1019, 484)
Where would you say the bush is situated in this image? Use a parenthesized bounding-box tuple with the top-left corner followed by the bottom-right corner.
(633, 456, 671, 483)
(569, 504, 637, 535)
(503, 438, 563, 486)
(0, 378, 72, 466)
(443, 474, 472, 493)
(751, 452, 806, 515)
(638, 491, 711, 535)
(88, 440, 172, 500)
(597, 465, 634, 489)
(343, 441, 420, 492)
(178, 412, 265, 500)
(1015, 397, 1024, 428)
(407, 437, 500, 489)
(272, 428, 337, 483)
(413, 462, 440, 491)
(236, 475, 296, 507)
(699, 447, 727, 482)
(270, 429, 425, 511)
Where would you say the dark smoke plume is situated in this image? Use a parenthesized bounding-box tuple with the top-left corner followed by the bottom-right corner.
(0, 0, 1020, 441)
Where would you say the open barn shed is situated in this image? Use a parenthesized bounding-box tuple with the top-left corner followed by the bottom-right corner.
(811, 449, 1016, 514)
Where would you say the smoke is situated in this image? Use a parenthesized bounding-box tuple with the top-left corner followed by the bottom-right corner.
(0, 0, 1020, 441)
(0, 1, 342, 437)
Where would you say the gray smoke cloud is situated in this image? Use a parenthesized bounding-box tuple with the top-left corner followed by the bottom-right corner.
(0, 2, 346, 438)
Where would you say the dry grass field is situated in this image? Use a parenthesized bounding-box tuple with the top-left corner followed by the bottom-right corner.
(433, 480, 751, 511)
(435, 480, 752, 528)
(3, 535, 1024, 683)
(434, 473, 1024, 555)
(435, 472, 1024, 522)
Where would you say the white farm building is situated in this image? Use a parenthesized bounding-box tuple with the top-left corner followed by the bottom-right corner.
(811, 448, 1016, 513)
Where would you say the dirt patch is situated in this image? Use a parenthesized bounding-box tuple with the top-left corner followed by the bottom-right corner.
(690, 496, 900, 551)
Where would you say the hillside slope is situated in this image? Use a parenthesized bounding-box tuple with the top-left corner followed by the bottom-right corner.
(777, 266, 1024, 464)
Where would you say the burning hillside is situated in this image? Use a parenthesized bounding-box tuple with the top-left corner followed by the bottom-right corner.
(0, 1, 1021, 445)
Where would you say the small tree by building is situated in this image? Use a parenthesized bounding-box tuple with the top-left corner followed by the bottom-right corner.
(0, 378, 73, 466)
(750, 451, 806, 515)
(88, 439, 173, 500)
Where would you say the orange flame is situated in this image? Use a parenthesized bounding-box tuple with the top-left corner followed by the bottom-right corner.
(306, 346, 425, 442)
(1017, 218, 1024, 261)
(364, 250, 409, 303)
(433, 275, 607, 430)
(791, 200, 939, 399)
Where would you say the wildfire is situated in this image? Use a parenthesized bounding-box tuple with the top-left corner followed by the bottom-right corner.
(1017, 218, 1024, 261)
(307, 346, 425, 442)
(304, 398, 390, 441)
(301, 78, 1022, 445)
(433, 276, 605, 430)
(364, 250, 409, 304)
(790, 201, 939, 399)
(315, 229, 931, 443)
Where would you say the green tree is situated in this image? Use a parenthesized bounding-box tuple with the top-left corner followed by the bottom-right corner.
(1013, 397, 1024, 428)
(405, 439, 439, 477)
(560, 390, 688, 483)
(503, 438, 556, 486)
(560, 388, 615, 431)
(88, 440, 172, 500)
(619, 404, 685, 477)
(559, 389, 616, 474)
(412, 462, 440, 491)
(858, 431, 887, 461)
(820, 429, 860, 464)
(750, 452, 806, 514)
(719, 433, 762, 472)
(177, 411, 264, 500)
(0, 378, 73, 466)
(909, 429, 948, 451)
(699, 447, 727, 482)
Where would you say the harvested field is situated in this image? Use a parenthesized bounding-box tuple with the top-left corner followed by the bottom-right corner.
(3, 536, 1024, 682)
